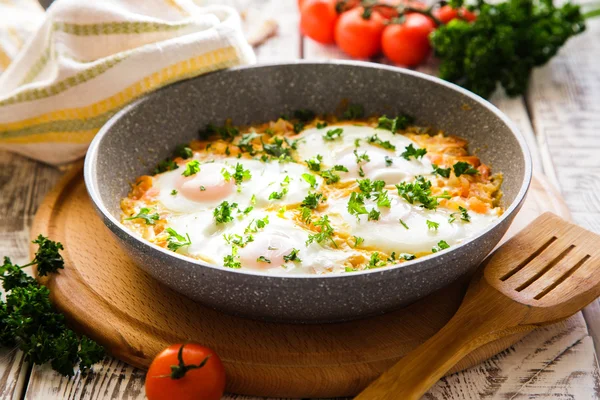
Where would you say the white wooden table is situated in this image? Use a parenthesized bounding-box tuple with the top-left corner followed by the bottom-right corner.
(2, 0, 600, 398)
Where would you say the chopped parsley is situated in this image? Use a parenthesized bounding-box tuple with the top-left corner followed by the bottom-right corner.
(262, 136, 293, 158)
(125, 208, 159, 225)
(343, 103, 364, 120)
(401, 144, 427, 160)
(376, 190, 391, 208)
(399, 219, 409, 229)
(175, 144, 193, 159)
(301, 192, 324, 209)
(432, 240, 450, 253)
(283, 249, 302, 262)
(166, 228, 192, 252)
(376, 114, 414, 132)
(426, 220, 440, 230)
(357, 178, 385, 198)
(347, 192, 368, 218)
(302, 173, 318, 188)
(353, 236, 364, 247)
(432, 164, 451, 178)
(401, 253, 416, 261)
(245, 215, 269, 234)
(354, 138, 361, 148)
(323, 128, 343, 141)
(237, 132, 259, 154)
(316, 121, 328, 129)
(300, 206, 312, 223)
(305, 155, 323, 171)
(224, 233, 254, 247)
(182, 160, 201, 177)
(293, 109, 316, 122)
(368, 209, 381, 221)
(367, 252, 386, 268)
(269, 188, 288, 200)
(221, 163, 251, 185)
(449, 206, 471, 223)
(453, 161, 479, 177)
(396, 176, 438, 210)
(354, 149, 370, 164)
(320, 165, 348, 184)
(201, 123, 239, 141)
(155, 159, 178, 174)
(293, 122, 304, 133)
(223, 246, 241, 268)
(200, 186, 206, 191)
(214, 201, 238, 224)
(385, 156, 393, 166)
(171, 189, 178, 196)
(306, 215, 337, 247)
(367, 134, 396, 151)
(257, 256, 271, 264)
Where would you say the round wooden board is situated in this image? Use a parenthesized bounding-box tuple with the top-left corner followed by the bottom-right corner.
(31, 165, 571, 398)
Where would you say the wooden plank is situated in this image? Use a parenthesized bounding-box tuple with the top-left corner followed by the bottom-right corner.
(525, 14, 600, 358)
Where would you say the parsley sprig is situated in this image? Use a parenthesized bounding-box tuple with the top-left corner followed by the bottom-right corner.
(125, 207, 159, 225)
(0, 236, 104, 376)
(306, 215, 337, 248)
(453, 161, 478, 177)
(323, 128, 343, 141)
(367, 134, 396, 150)
(401, 144, 427, 160)
(376, 114, 414, 133)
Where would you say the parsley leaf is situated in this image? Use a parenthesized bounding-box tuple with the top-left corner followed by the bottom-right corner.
(237, 132, 259, 154)
(155, 159, 178, 174)
(301, 192, 324, 209)
(166, 228, 192, 251)
(347, 192, 369, 217)
(376, 190, 391, 208)
(343, 103, 364, 120)
(401, 144, 427, 160)
(353, 236, 364, 247)
(368, 209, 381, 221)
(453, 161, 478, 177)
(214, 201, 238, 224)
(450, 206, 471, 223)
(306, 215, 337, 247)
(302, 173, 318, 189)
(201, 123, 239, 141)
(125, 208, 160, 225)
(269, 188, 288, 200)
(367, 252, 386, 269)
(367, 134, 396, 150)
(376, 114, 414, 132)
(223, 246, 241, 268)
(354, 149, 370, 164)
(305, 155, 323, 171)
(316, 121, 328, 129)
(257, 256, 271, 264)
(174, 144, 193, 159)
(432, 240, 450, 253)
(182, 160, 201, 177)
(396, 176, 438, 210)
(171, 189, 178, 195)
(426, 220, 440, 230)
(432, 164, 451, 178)
(245, 215, 270, 234)
(293, 109, 316, 122)
(385, 156, 393, 166)
(262, 136, 293, 158)
(283, 249, 302, 262)
(320, 165, 348, 184)
(323, 128, 343, 141)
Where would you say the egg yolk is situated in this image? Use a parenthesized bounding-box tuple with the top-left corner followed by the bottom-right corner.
(238, 233, 296, 269)
(175, 162, 235, 202)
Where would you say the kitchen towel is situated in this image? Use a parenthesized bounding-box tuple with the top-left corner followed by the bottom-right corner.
(0, 0, 256, 165)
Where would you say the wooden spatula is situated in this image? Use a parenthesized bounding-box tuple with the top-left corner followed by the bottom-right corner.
(356, 212, 600, 400)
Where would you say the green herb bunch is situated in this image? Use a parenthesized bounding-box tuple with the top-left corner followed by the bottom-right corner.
(0, 235, 104, 376)
(430, 0, 589, 98)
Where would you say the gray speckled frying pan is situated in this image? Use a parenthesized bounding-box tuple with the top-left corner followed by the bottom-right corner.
(84, 61, 531, 323)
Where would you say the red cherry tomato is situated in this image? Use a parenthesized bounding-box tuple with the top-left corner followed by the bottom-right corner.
(381, 13, 436, 66)
(335, 7, 386, 58)
(298, 0, 306, 8)
(145, 343, 226, 400)
(435, 5, 476, 23)
(300, 0, 338, 44)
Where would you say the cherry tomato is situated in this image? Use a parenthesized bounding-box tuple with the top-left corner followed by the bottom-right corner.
(300, 0, 338, 44)
(381, 13, 436, 66)
(298, 0, 306, 8)
(435, 5, 476, 23)
(145, 343, 226, 400)
(335, 7, 386, 58)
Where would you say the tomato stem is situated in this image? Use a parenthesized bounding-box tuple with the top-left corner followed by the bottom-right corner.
(168, 344, 211, 380)
(358, 1, 443, 26)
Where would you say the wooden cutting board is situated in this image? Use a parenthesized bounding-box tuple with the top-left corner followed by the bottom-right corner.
(31, 164, 571, 398)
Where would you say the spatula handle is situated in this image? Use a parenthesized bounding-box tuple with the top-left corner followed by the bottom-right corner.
(355, 285, 534, 400)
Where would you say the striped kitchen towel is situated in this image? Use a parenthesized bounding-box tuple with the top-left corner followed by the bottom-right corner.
(0, 0, 256, 165)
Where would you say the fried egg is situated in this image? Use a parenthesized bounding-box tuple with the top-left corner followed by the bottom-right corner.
(122, 120, 503, 275)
